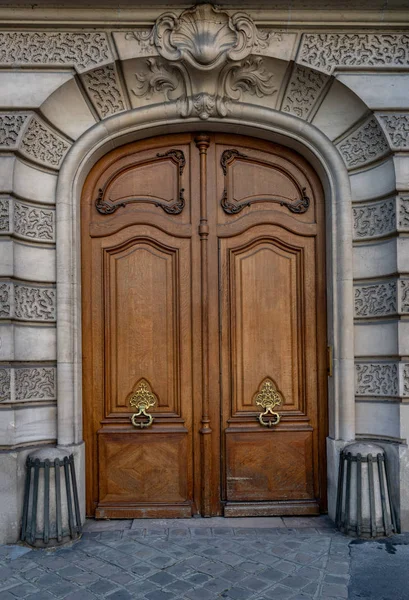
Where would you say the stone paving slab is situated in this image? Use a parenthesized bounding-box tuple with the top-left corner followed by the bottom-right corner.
(348, 535, 409, 600)
(0, 519, 351, 600)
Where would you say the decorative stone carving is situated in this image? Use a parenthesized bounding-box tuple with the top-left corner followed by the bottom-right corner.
(299, 33, 409, 75)
(352, 198, 395, 239)
(15, 367, 56, 401)
(14, 201, 54, 242)
(145, 4, 271, 69)
(81, 63, 126, 119)
(0, 32, 112, 73)
(0, 113, 28, 148)
(398, 195, 409, 230)
(0, 368, 11, 402)
(125, 30, 157, 56)
(354, 281, 396, 318)
(0, 197, 10, 232)
(15, 286, 56, 321)
(0, 283, 11, 318)
(355, 363, 398, 397)
(134, 55, 277, 120)
(133, 58, 180, 101)
(131, 4, 278, 120)
(337, 117, 389, 169)
(223, 57, 277, 99)
(402, 364, 409, 397)
(282, 64, 329, 120)
(20, 116, 70, 169)
(400, 280, 409, 314)
(379, 114, 409, 150)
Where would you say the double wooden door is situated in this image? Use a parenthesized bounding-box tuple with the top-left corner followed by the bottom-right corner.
(82, 133, 327, 519)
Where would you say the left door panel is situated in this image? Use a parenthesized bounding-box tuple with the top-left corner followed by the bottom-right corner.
(82, 137, 196, 518)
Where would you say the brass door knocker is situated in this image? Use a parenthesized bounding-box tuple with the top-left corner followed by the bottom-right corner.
(128, 379, 157, 429)
(254, 378, 283, 427)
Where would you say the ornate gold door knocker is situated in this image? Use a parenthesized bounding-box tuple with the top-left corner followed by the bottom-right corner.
(253, 378, 283, 427)
(128, 379, 157, 429)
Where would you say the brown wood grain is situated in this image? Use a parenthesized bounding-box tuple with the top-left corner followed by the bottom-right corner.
(82, 133, 327, 518)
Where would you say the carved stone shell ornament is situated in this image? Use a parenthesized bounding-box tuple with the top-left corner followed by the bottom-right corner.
(154, 4, 270, 70)
(131, 3, 277, 120)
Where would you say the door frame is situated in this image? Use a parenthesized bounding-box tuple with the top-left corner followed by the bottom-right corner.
(55, 104, 355, 523)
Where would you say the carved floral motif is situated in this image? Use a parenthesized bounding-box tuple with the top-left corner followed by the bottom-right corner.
(0, 283, 11, 318)
(0, 368, 10, 402)
(337, 117, 389, 169)
(355, 363, 398, 397)
(400, 280, 409, 314)
(354, 281, 396, 318)
(379, 114, 409, 149)
(81, 63, 126, 118)
(299, 33, 409, 74)
(15, 286, 56, 321)
(15, 367, 56, 400)
(134, 55, 277, 120)
(0, 32, 112, 72)
(398, 195, 409, 230)
(282, 64, 329, 120)
(21, 116, 70, 169)
(14, 202, 54, 241)
(353, 198, 395, 239)
(221, 57, 277, 102)
(402, 364, 409, 397)
(0, 113, 28, 147)
(0, 197, 9, 232)
(125, 30, 157, 56)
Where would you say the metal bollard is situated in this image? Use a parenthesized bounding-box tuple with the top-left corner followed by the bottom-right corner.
(21, 449, 82, 547)
(336, 442, 398, 538)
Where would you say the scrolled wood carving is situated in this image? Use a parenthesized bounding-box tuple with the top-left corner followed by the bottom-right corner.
(220, 149, 310, 215)
(95, 148, 186, 215)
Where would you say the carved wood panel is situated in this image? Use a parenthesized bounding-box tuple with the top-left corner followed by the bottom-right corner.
(216, 135, 327, 516)
(103, 237, 185, 417)
(226, 431, 314, 501)
(82, 133, 327, 518)
(221, 234, 305, 415)
(97, 433, 191, 518)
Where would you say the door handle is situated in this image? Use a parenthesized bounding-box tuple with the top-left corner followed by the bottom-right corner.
(254, 378, 283, 428)
(131, 406, 154, 429)
(129, 380, 157, 429)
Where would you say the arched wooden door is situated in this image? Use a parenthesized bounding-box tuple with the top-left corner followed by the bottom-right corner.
(82, 133, 327, 519)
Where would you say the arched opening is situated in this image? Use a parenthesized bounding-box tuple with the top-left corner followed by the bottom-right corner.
(81, 131, 328, 517)
(56, 104, 355, 522)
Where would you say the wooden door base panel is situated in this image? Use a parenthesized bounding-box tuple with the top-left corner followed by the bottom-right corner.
(223, 501, 320, 517)
(95, 503, 192, 519)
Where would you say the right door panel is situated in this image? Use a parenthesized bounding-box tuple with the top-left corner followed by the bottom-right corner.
(217, 136, 327, 516)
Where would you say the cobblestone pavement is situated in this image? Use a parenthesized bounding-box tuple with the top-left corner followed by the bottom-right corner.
(0, 517, 351, 600)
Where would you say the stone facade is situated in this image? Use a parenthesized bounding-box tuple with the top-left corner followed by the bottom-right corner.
(1, 1, 409, 542)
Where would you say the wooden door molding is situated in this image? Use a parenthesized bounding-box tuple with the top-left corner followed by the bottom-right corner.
(220, 149, 310, 215)
(82, 132, 327, 519)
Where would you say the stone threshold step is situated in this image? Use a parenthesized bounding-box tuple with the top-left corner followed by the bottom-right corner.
(83, 515, 335, 532)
